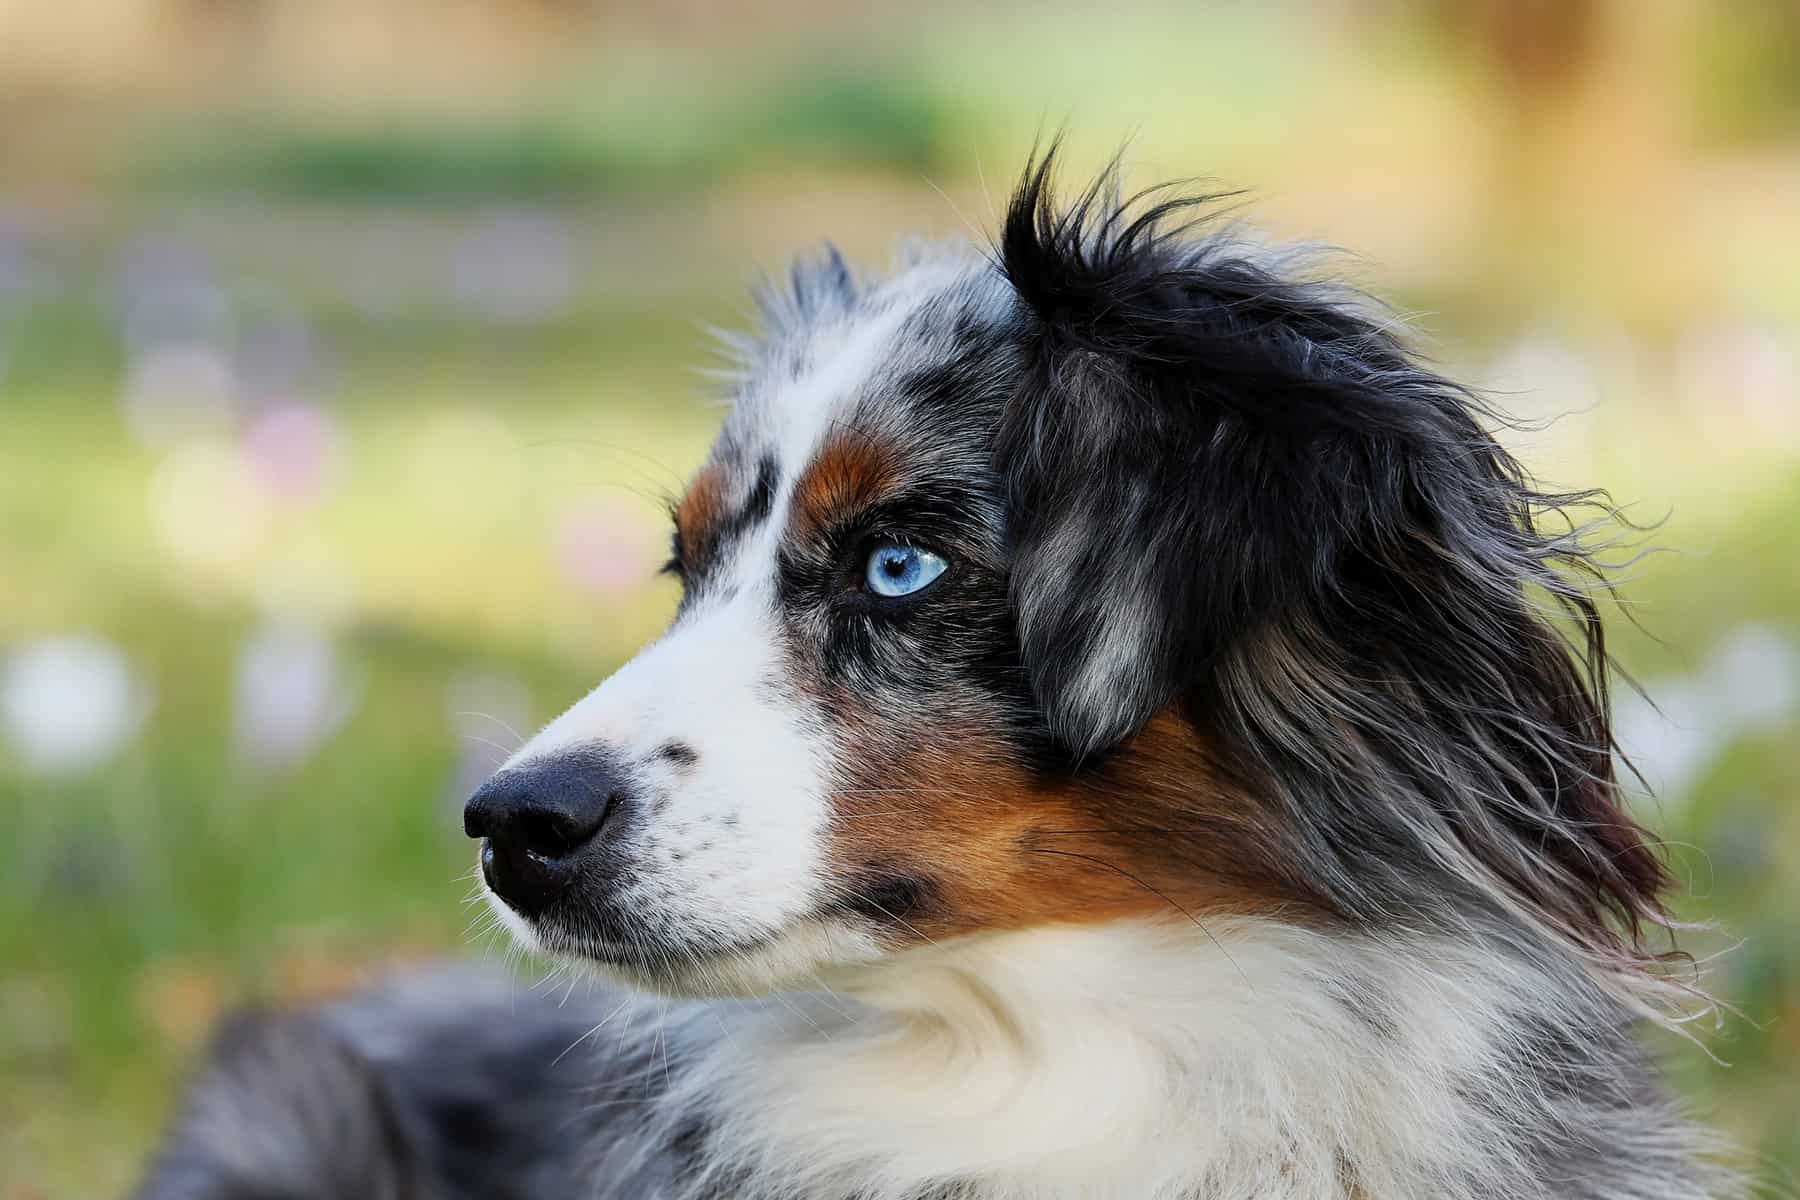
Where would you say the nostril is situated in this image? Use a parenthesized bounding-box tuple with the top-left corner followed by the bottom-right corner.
(511, 805, 593, 860)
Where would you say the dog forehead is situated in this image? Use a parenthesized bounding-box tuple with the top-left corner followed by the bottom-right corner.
(698, 259, 1013, 524)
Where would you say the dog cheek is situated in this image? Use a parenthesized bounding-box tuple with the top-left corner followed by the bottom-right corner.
(820, 707, 1315, 943)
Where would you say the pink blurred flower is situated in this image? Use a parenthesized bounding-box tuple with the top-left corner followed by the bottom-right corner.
(1675, 321, 1799, 447)
(552, 498, 660, 595)
(243, 403, 341, 506)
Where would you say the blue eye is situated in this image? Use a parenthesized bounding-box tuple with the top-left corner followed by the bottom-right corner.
(863, 542, 947, 598)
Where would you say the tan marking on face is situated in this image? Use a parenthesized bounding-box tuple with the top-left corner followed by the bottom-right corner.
(827, 710, 1311, 941)
(673, 461, 729, 568)
(787, 431, 901, 546)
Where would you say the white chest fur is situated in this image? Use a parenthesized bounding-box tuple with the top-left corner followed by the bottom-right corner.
(608, 918, 1619, 1200)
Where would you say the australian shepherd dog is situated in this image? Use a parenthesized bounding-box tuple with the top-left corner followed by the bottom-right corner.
(135, 152, 1737, 1200)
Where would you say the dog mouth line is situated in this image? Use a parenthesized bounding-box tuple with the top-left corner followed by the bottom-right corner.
(523, 913, 783, 975)
(520, 896, 896, 987)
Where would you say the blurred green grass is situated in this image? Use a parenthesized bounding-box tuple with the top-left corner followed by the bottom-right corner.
(139, 61, 959, 200)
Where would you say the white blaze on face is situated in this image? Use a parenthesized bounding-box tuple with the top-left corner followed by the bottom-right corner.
(495, 292, 932, 971)
(515, 590, 832, 948)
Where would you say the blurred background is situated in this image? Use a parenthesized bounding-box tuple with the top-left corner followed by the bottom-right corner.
(2, 0, 1798, 1193)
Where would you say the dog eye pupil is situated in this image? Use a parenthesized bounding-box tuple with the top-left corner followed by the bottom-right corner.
(864, 543, 946, 598)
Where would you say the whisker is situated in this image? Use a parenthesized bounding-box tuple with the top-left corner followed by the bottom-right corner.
(451, 711, 528, 747)
(551, 996, 637, 1068)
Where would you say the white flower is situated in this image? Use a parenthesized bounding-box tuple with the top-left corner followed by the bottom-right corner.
(232, 622, 358, 769)
(1702, 624, 1798, 733)
(552, 495, 661, 595)
(1614, 681, 1717, 804)
(121, 342, 239, 448)
(1617, 624, 1799, 807)
(0, 635, 149, 775)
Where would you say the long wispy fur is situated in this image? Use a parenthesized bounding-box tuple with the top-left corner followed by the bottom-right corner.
(132, 149, 1741, 1200)
(996, 152, 1686, 1013)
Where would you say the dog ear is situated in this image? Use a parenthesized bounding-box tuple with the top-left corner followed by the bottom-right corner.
(996, 153, 1674, 964)
(995, 153, 1462, 757)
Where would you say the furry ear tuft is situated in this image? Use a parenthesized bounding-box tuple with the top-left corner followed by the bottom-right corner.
(754, 243, 858, 337)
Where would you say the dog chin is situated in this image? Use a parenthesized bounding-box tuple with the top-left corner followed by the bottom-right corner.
(488, 892, 883, 998)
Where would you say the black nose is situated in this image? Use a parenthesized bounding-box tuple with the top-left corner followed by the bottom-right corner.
(464, 752, 624, 917)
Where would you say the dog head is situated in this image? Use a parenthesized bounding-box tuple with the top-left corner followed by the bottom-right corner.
(466, 154, 1671, 997)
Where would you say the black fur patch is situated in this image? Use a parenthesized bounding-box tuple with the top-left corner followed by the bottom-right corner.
(831, 871, 938, 926)
(716, 455, 780, 550)
(654, 740, 699, 768)
(991, 146, 1671, 966)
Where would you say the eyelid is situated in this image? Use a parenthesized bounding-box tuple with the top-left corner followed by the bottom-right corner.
(871, 529, 932, 551)
(855, 530, 949, 575)
(837, 485, 998, 566)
